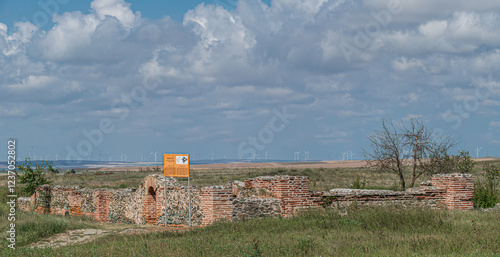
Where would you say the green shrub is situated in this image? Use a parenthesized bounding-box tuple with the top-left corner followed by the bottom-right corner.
(119, 183, 128, 188)
(425, 150, 476, 175)
(16, 158, 50, 196)
(303, 168, 313, 175)
(473, 165, 499, 208)
(350, 176, 366, 189)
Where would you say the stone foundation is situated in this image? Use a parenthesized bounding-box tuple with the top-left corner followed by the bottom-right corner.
(17, 173, 474, 226)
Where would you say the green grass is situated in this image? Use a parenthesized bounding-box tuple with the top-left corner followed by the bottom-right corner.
(2, 206, 499, 256)
(3, 159, 499, 192)
(0, 166, 428, 192)
(0, 189, 99, 249)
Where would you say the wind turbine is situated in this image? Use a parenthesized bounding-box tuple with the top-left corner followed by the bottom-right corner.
(349, 150, 353, 161)
(476, 146, 482, 158)
(303, 151, 310, 160)
(265, 151, 268, 160)
(294, 151, 300, 161)
(55, 154, 60, 161)
(211, 149, 214, 161)
(252, 152, 257, 160)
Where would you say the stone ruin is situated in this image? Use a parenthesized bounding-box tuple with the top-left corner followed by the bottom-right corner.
(17, 173, 474, 226)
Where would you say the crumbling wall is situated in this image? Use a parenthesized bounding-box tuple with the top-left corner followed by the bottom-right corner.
(232, 198, 281, 221)
(17, 197, 31, 212)
(271, 176, 313, 217)
(315, 173, 474, 211)
(164, 186, 202, 226)
(106, 189, 135, 223)
(17, 173, 474, 227)
(125, 185, 146, 224)
(432, 173, 474, 210)
(201, 186, 233, 226)
(134, 175, 203, 226)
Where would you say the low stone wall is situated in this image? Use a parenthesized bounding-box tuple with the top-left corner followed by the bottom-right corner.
(313, 174, 474, 210)
(316, 188, 441, 209)
(233, 198, 281, 221)
(17, 173, 474, 227)
(17, 197, 31, 212)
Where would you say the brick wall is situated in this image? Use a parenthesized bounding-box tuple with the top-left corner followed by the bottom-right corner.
(33, 185, 51, 213)
(433, 173, 474, 210)
(271, 176, 313, 217)
(67, 191, 82, 216)
(199, 176, 313, 225)
(93, 190, 111, 222)
(201, 186, 234, 226)
(245, 177, 273, 191)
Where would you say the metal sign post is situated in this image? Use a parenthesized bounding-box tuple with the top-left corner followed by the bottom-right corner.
(164, 176, 167, 227)
(164, 153, 191, 227)
(188, 176, 191, 227)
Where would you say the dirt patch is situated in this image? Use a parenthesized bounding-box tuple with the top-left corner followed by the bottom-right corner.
(29, 229, 110, 249)
(28, 226, 190, 249)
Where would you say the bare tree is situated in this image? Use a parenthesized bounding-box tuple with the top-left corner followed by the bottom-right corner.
(363, 118, 457, 190)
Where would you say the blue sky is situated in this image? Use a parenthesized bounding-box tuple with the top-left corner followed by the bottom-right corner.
(1, 0, 500, 162)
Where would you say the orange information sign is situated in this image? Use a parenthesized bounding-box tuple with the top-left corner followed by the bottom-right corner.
(164, 154, 190, 177)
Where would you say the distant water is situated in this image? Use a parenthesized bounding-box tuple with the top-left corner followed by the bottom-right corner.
(0, 159, 308, 171)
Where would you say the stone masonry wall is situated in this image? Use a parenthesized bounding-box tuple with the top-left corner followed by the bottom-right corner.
(17, 197, 31, 212)
(107, 189, 135, 223)
(315, 173, 474, 211)
(137, 174, 203, 226)
(232, 198, 281, 221)
(17, 173, 474, 227)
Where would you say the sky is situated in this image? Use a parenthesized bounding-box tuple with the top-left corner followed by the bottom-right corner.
(1, 0, 500, 162)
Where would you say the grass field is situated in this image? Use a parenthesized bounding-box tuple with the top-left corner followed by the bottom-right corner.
(1, 160, 499, 256)
(2, 206, 499, 256)
(4, 159, 499, 192)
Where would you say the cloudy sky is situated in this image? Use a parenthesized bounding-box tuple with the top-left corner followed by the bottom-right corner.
(1, 0, 500, 162)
